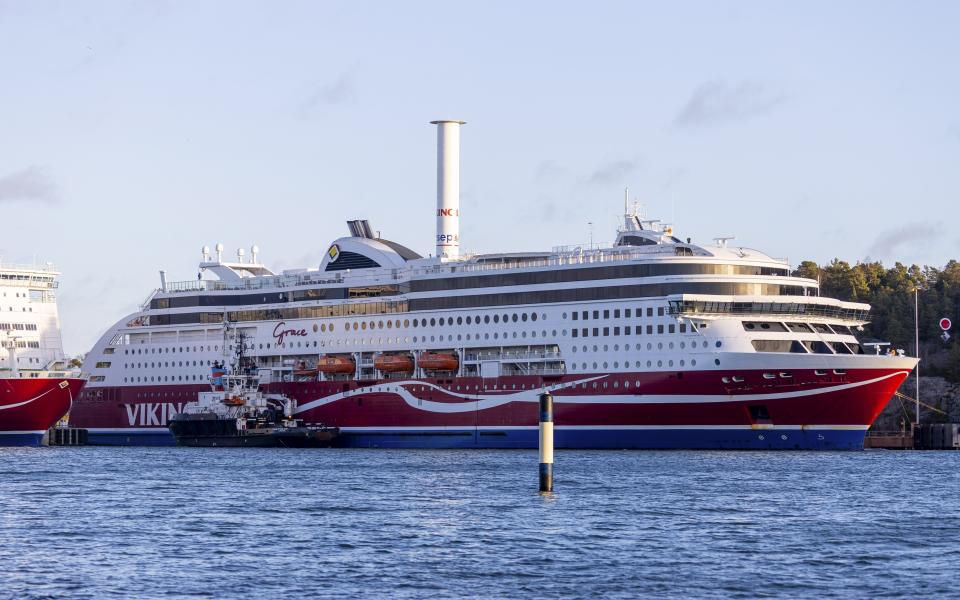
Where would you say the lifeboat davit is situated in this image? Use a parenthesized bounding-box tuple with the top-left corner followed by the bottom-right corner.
(417, 351, 459, 372)
(317, 355, 356, 375)
(374, 353, 415, 373)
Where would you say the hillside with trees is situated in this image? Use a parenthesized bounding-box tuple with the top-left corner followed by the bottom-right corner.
(792, 259, 960, 380)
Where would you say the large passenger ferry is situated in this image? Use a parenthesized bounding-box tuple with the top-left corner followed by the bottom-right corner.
(73, 121, 916, 448)
(0, 262, 85, 445)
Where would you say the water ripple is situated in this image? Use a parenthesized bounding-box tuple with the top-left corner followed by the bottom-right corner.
(1, 448, 958, 598)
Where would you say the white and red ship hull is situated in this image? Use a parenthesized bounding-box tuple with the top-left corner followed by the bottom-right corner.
(70, 362, 912, 449)
(0, 377, 86, 446)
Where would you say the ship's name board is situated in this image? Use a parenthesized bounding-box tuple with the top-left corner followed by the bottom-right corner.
(124, 402, 186, 427)
(273, 321, 307, 345)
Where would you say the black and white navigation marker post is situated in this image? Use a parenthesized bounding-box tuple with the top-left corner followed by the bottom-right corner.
(539, 391, 554, 494)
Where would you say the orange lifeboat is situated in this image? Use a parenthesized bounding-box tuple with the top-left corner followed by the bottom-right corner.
(374, 353, 415, 373)
(292, 360, 319, 377)
(222, 395, 246, 406)
(317, 355, 356, 375)
(417, 351, 459, 372)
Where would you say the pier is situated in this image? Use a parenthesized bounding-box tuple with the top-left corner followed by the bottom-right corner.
(864, 424, 960, 450)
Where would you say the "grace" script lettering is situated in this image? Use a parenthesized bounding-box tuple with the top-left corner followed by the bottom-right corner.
(273, 321, 308, 345)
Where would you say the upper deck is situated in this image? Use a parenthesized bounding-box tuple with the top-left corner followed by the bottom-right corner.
(0, 262, 59, 290)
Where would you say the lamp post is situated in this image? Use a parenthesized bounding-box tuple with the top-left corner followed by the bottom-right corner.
(914, 286, 920, 425)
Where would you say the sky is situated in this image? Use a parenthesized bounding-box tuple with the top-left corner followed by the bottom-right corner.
(0, 0, 958, 355)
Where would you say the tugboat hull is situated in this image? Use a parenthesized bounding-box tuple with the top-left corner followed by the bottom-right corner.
(169, 416, 339, 448)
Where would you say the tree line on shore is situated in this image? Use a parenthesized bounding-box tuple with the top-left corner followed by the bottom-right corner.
(792, 259, 960, 381)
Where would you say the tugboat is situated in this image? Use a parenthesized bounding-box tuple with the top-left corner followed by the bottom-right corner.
(168, 330, 338, 448)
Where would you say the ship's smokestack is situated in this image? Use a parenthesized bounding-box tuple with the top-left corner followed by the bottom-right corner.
(431, 119, 465, 259)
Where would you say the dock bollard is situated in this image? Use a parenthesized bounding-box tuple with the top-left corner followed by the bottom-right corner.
(539, 391, 554, 493)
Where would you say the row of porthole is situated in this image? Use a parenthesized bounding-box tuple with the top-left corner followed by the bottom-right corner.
(123, 374, 204, 383)
(322, 330, 559, 347)
(572, 340, 713, 353)
(571, 358, 696, 371)
(125, 345, 218, 355)
(124, 360, 213, 369)
(319, 312, 547, 333)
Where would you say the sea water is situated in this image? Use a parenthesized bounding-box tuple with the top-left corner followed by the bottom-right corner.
(1, 448, 958, 598)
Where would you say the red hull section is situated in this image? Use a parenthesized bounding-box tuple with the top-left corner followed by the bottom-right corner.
(0, 377, 86, 443)
(70, 367, 910, 448)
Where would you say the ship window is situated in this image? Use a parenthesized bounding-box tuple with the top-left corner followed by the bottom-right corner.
(803, 340, 833, 354)
(831, 342, 853, 355)
(752, 340, 807, 353)
(657, 307, 664, 316)
(603, 310, 610, 319)
(646, 325, 653, 334)
(572, 329, 578, 338)
(603, 327, 609, 336)
(614, 327, 620, 336)
(593, 311, 599, 319)
(625, 309, 632, 318)
(521, 313, 528, 322)
(657, 325, 664, 334)
(582, 311, 588, 320)
(646, 308, 653, 317)
(572, 312, 578, 321)
(668, 324, 675, 334)
(512, 314, 518, 322)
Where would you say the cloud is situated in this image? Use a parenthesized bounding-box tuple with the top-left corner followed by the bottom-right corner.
(535, 160, 570, 183)
(0, 166, 58, 204)
(674, 80, 787, 128)
(586, 160, 638, 186)
(865, 222, 944, 259)
(300, 73, 356, 113)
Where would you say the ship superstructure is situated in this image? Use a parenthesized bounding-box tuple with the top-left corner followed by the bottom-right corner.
(0, 262, 85, 445)
(72, 122, 916, 448)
